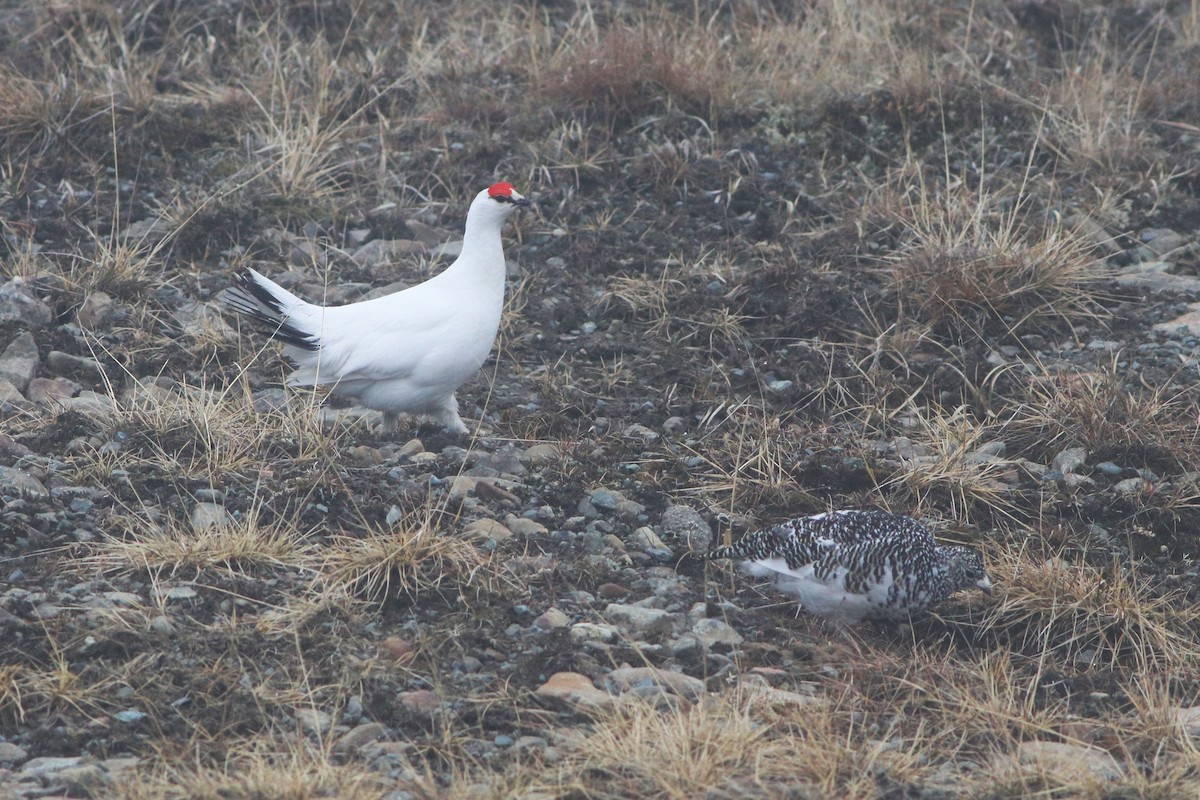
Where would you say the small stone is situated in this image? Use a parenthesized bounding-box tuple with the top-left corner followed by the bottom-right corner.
(77, 292, 116, 328)
(380, 636, 417, 664)
(191, 501, 232, 531)
(691, 617, 744, 648)
(536, 672, 615, 711)
(1052, 447, 1088, 475)
(174, 300, 235, 340)
(333, 722, 387, 753)
(628, 526, 672, 557)
(0, 465, 49, 497)
(46, 350, 105, 379)
(520, 443, 562, 466)
(296, 708, 333, 735)
(1172, 705, 1200, 739)
(27, 376, 81, 405)
(399, 689, 441, 718)
(504, 514, 548, 537)
(1113, 477, 1146, 494)
(0, 741, 28, 765)
(604, 603, 678, 637)
(115, 709, 147, 723)
(164, 586, 198, 602)
(534, 607, 570, 629)
(399, 438, 425, 457)
(596, 583, 630, 599)
(765, 379, 793, 393)
(149, 615, 176, 635)
(62, 389, 115, 418)
(605, 666, 706, 700)
(662, 416, 687, 433)
(0, 330, 39, 391)
(569, 622, 618, 643)
(463, 518, 514, 543)
(660, 504, 712, 550)
(1012, 740, 1124, 783)
(19, 756, 84, 777)
(0, 278, 53, 327)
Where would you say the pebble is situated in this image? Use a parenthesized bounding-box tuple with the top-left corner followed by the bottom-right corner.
(0, 465, 49, 497)
(504, 514, 548, 536)
(46, 350, 105, 379)
(1051, 447, 1088, 475)
(534, 607, 570, 629)
(463, 518, 514, 543)
(536, 672, 615, 711)
(296, 708, 333, 735)
(603, 603, 678, 636)
(691, 617, 744, 648)
(1011, 740, 1124, 783)
(333, 722, 387, 753)
(399, 689, 442, 718)
(191, 502, 233, 530)
(520, 443, 562, 466)
(0, 278, 53, 327)
(569, 623, 618, 643)
(0, 741, 28, 765)
(1113, 477, 1146, 494)
(660, 504, 712, 550)
(604, 666, 706, 700)
(77, 291, 116, 328)
(0, 330, 39, 392)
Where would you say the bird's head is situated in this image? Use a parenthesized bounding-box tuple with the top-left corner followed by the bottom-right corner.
(468, 182, 532, 227)
(942, 545, 992, 596)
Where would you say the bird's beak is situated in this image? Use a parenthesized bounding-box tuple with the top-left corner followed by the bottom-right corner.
(976, 576, 993, 596)
(510, 191, 532, 208)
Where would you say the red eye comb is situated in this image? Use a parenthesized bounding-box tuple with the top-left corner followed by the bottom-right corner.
(488, 182, 515, 198)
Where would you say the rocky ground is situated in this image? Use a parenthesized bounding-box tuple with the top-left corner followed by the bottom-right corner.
(3, 1, 1200, 798)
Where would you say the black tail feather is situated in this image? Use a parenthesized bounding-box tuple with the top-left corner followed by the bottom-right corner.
(221, 273, 320, 352)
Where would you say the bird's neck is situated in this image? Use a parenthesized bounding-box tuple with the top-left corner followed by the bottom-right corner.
(449, 219, 505, 282)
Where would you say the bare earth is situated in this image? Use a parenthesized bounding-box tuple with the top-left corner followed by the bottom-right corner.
(3, 1, 1200, 797)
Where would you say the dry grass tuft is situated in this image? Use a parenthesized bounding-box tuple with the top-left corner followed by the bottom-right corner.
(545, 25, 735, 126)
(1006, 365, 1200, 469)
(316, 515, 494, 605)
(980, 548, 1200, 670)
(115, 737, 389, 800)
(880, 177, 1110, 340)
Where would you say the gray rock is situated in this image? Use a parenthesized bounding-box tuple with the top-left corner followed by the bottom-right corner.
(19, 756, 84, 776)
(0, 330, 39, 391)
(1113, 261, 1200, 294)
(0, 375, 25, 404)
(0, 465, 49, 497)
(533, 607, 570, 629)
(1012, 740, 1124, 783)
(569, 622, 618, 643)
(1153, 301, 1200, 337)
(604, 666, 706, 700)
(504, 514, 548, 537)
(520, 443, 562, 466)
(691, 617, 744, 648)
(61, 390, 116, 419)
(603, 603, 678, 636)
(0, 278, 53, 327)
(164, 586, 198, 602)
(351, 238, 427, 271)
(0, 741, 28, 765)
(628, 526, 671, 555)
(333, 722, 387, 753)
(46, 347, 104, 376)
(1113, 477, 1146, 494)
(77, 291, 116, 328)
(296, 707, 334, 735)
(661, 504, 712, 550)
(192, 501, 232, 531)
(1051, 447, 1088, 475)
(463, 518, 513, 543)
(175, 300, 235, 340)
(27, 376, 81, 405)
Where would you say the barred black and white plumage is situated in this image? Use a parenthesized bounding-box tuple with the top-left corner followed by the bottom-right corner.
(702, 510, 991, 624)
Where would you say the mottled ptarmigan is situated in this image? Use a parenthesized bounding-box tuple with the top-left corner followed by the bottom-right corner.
(702, 509, 991, 624)
(222, 182, 531, 434)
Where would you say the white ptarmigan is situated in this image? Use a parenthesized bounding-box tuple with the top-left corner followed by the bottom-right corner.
(222, 182, 531, 433)
(702, 510, 991, 625)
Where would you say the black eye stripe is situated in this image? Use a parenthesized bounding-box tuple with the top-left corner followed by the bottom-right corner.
(492, 195, 512, 203)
